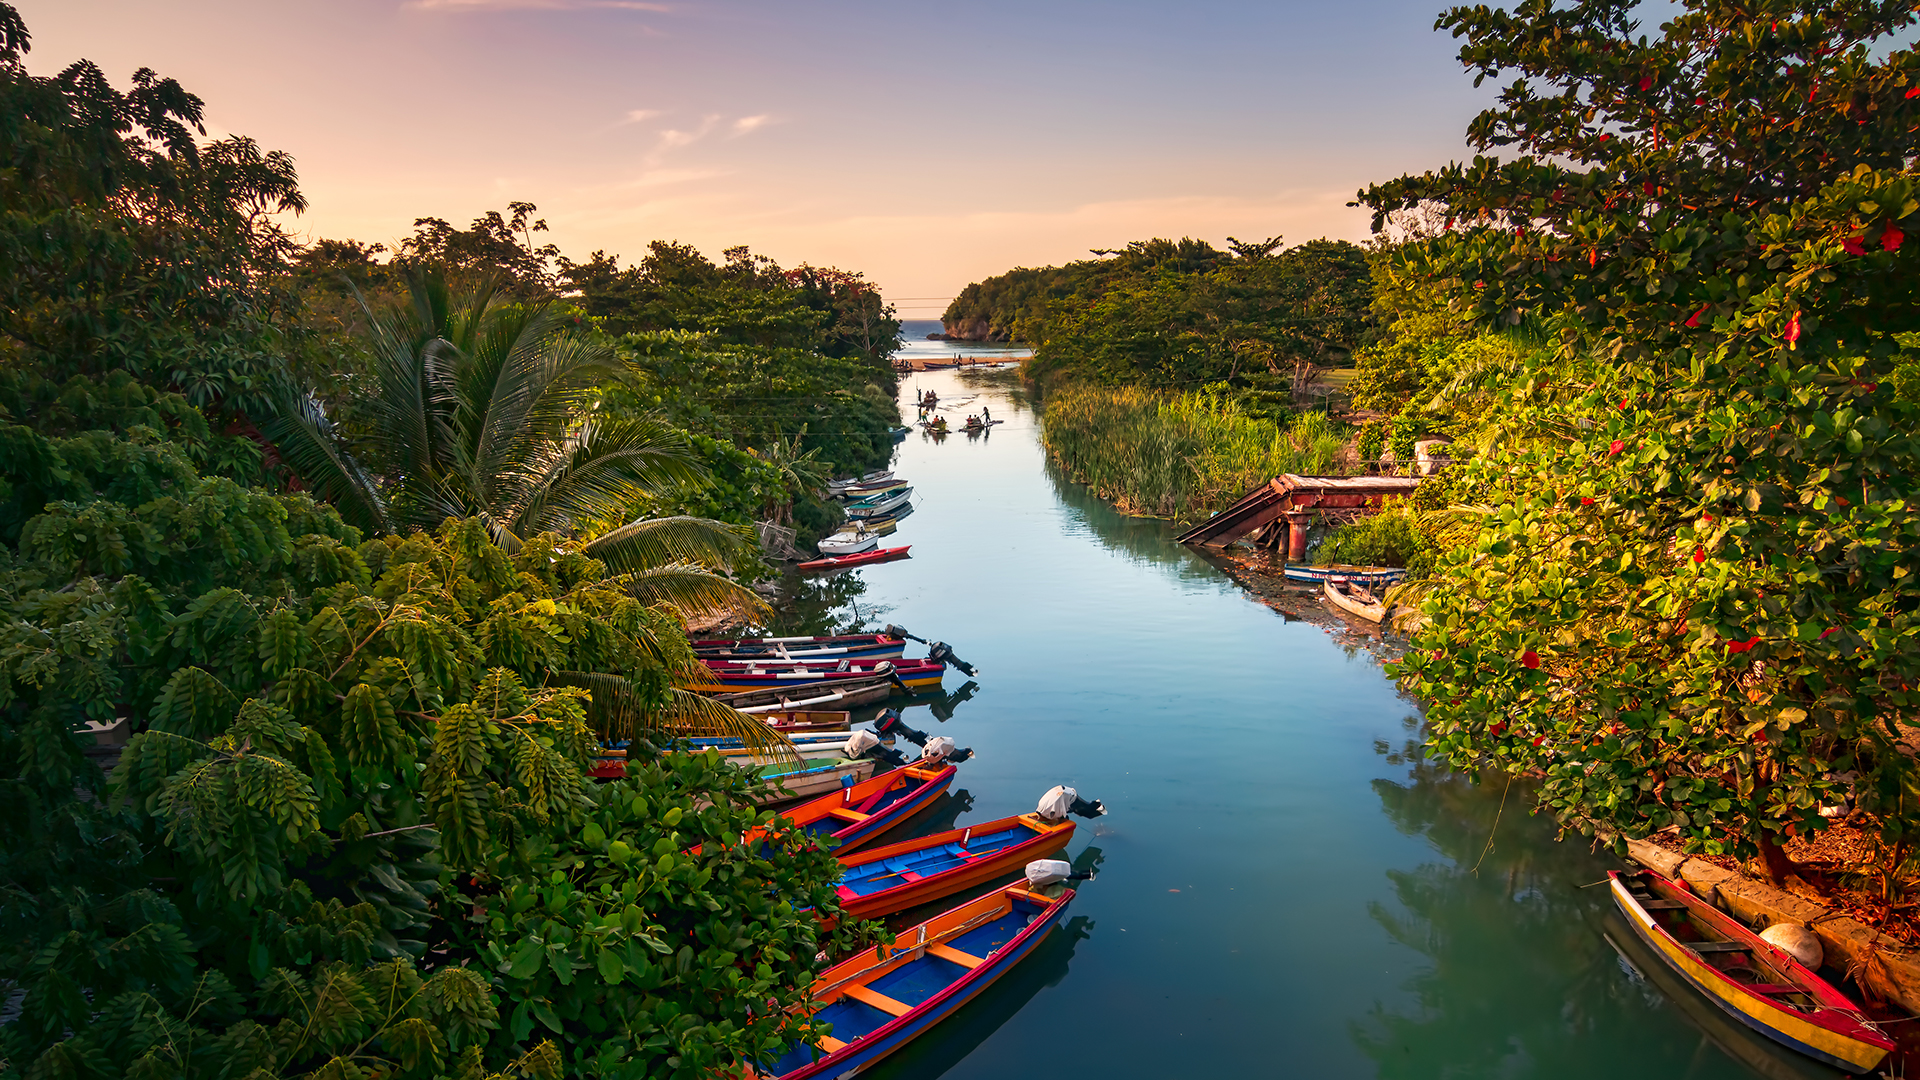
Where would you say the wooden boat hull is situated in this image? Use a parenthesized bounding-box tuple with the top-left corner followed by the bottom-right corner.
(796, 545, 912, 573)
(694, 658, 941, 694)
(761, 710, 853, 733)
(1281, 564, 1405, 586)
(846, 490, 912, 519)
(834, 812, 1075, 921)
(714, 675, 902, 712)
(694, 634, 908, 662)
(816, 532, 881, 556)
(827, 471, 893, 496)
(588, 753, 877, 804)
(1324, 579, 1387, 622)
(761, 883, 1074, 1079)
(773, 762, 957, 855)
(1610, 870, 1893, 1073)
(838, 480, 910, 500)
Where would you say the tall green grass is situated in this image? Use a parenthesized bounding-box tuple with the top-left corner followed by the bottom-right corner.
(1040, 384, 1350, 521)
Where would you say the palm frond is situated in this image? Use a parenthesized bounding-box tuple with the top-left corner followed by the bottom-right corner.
(258, 386, 392, 535)
(617, 563, 772, 622)
(508, 419, 711, 537)
(585, 516, 759, 575)
(549, 671, 798, 760)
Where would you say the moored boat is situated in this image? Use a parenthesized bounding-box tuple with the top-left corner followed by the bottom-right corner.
(827, 470, 893, 496)
(768, 759, 958, 855)
(693, 632, 909, 662)
(760, 709, 853, 733)
(589, 749, 876, 804)
(833, 810, 1075, 921)
(815, 529, 880, 557)
(713, 674, 905, 712)
(846, 489, 912, 519)
(1281, 563, 1405, 587)
(694, 656, 943, 694)
(756, 879, 1076, 1078)
(1324, 578, 1388, 623)
(796, 545, 912, 573)
(836, 478, 910, 500)
(1610, 868, 1894, 1073)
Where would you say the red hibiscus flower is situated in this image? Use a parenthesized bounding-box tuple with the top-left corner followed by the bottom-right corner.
(1639, 75, 1653, 91)
(1521, 650, 1541, 669)
(1580, 497, 1595, 506)
(1608, 439, 1625, 455)
(1820, 627, 1840, 640)
(1685, 304, 1709, 328)
(1885, 222, 1905, 252)
(1843, 235, 1868, 255)
(1783, 312, 1801, 343)
(1692, 547, 1705, 564)
(1908, 86, 1920, 99)
(1727, 637, 1762, 654)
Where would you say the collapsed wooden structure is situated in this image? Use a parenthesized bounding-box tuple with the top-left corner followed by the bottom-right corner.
(1173, 473, 1421, 557)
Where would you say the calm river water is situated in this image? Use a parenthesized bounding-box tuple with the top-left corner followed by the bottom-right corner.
(773, 357, 1834, 1080)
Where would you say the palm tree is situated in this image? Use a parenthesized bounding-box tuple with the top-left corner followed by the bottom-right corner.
(757, 425, 832, 526)
(267, 269, 788, 751)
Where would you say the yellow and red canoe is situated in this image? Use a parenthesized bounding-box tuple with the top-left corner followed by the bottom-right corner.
(1610, 868, 1893, 1073)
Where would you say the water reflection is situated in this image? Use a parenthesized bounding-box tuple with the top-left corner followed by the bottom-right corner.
(1358, 720, 1774, 1079)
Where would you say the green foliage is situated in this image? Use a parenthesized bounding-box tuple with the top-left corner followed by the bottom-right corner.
(612, 331, 900, 479)
(954, 237, 1372, 392)
(1040, 384, 1348, 520)
(1316, 504, 1426, 569)
(565, 241, 902, 374)
(1364, 0, 1920, 879)
(4, 508, 862, 1079)
(0, 8, 303, 423)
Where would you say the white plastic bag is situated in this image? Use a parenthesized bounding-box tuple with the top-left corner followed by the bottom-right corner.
(843, 729, 880, 757)
(921, 736, 955, 763)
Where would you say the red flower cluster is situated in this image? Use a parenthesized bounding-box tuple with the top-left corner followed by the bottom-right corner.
(1580, 497, 1595, 506)
(1726, 637, 1762, 654)
(1820, 627, 1840, 640)
(1685, 304, 1709, 328)
(1692, 547, 1705, 564)
(1783, 312, 1802, 343)
(1843, 235, 1868, 255)
(1521, 650, 1541, 669)
(1885, 222, 1905, 251)
(1608, 439, 1625, 455)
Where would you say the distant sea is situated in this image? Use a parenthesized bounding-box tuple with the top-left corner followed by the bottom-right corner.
(893, 318, 1030, 363)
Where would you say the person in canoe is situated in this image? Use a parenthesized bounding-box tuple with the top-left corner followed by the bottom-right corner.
(983, 405, 991, 422)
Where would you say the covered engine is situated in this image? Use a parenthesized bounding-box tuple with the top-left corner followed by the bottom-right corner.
(1036, 785, 1107, 823)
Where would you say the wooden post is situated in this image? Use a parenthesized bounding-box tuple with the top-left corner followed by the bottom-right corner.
(1285, 512, 1312, 562)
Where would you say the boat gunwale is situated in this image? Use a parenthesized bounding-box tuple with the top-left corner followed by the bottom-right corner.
(833, 812, 1076, 918)
(774, 761, 959, 854)
(1608, 869, 1893, 1070)
(771, 883, 1073, 1079)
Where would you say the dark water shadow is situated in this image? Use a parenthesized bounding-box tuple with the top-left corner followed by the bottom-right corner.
(1355, 719, 1793, 1079)
(1039, 458, 1226, 585)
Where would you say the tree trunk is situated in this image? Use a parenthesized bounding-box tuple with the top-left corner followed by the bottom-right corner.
(1755, 830, 1797, 886)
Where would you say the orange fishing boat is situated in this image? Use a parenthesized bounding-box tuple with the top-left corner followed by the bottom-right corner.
(832, 811, 1075, 920)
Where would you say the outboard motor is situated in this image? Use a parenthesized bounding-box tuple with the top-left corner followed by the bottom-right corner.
(842, 728, 908, 769)
(883, 624, 980, 677)
(874, 709, 974, 763)
(1021, 853, 1098, 887)
(1035, 784, 1107, 823)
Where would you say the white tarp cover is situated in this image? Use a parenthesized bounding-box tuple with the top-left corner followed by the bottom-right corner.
(921, 736, 955, 762)
(1036, 785, 1077, 822)
(1025, 859, 1072, 887)
(843, 730, 880, 757)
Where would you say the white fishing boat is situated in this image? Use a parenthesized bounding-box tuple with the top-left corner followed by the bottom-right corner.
(817, 528, 881, 556)
(846, 488, 912, 519)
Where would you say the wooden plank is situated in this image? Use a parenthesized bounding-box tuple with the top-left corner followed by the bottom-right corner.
(818, 1036, 848, 1052)
(829, 807, 870, 823)
(927, 943, 984, 969)
(842, 984, 911, 1016)
(1689, 940, 1752, 953)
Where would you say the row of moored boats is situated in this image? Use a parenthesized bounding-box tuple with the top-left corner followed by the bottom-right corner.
(591, 624, 1109, 1078)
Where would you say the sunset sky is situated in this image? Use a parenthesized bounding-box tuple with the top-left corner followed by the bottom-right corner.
(23, 0, 1490, 314)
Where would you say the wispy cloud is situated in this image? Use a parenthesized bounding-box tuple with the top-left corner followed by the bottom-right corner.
(652, 115, 719, 158)
(621, 109, 662, 125)
(405, 0, 671, 12)
(730, 115, 771, 137)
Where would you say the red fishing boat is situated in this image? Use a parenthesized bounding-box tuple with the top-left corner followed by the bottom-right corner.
(760, 759, 957, 855)
(1610, 868, 1895, 1072)
(693, 657, 945, 694)
(796, 545, 911, 573)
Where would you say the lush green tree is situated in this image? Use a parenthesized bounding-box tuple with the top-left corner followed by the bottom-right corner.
(265, 270, 767, 621)
(1363, 0, 1920, 883)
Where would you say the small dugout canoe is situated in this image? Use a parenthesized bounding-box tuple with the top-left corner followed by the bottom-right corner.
(694, 633, 909, 663)
(694, 657, 942, 694)
(1281, 563, 1405, 587)
(1324, 578, 1388, 623)
(833, 811, 1076, 921)
(588, 751, 877, 805)
(761, 710, 853, 733)
(714, 675, 904, 713)
(1610, 868, 1894, 1073)
(756, 881, 1075, 1079)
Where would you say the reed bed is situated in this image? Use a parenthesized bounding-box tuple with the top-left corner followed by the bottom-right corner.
(1040, 384, 1349, 521)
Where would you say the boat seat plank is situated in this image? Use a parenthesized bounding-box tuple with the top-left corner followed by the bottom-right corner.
(1744, 983, 1806, 995)
(1688, 940, 1752, 953)
(841, 984, 912, 1017)
(1638, 899, 1688, 909)
(927, 943, 984, 969)
(829, 808, 871, 823)
(817, 1036, 848, 1052)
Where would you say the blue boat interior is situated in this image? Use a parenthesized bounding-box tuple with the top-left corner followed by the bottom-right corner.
(837, 826, 1031, 896)
(760, 894, 1048, 1077)
(800, 774, 933, 840)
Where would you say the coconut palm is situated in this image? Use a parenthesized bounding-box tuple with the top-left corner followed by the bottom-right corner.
(757, 425, 832, 525)
(267, 269, 789, 752)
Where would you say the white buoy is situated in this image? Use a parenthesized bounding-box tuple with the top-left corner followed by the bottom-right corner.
(1760, 923, 1824, 969)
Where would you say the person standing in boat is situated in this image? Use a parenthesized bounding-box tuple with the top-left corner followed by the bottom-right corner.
(983, 406, 991, 423)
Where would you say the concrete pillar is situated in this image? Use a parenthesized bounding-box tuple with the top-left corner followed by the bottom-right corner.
(1285, 512, 1313, 562)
